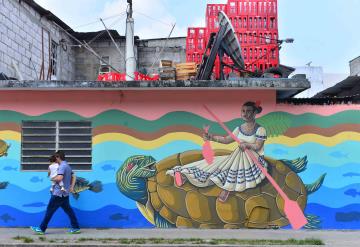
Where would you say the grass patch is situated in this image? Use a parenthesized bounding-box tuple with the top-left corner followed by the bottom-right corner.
(69, 237, 324, 245)
(13, 236, 34, 243)
(38, 236, 46, 242)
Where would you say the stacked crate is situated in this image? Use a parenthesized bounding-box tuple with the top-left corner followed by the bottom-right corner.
(186, 0, 279, 78)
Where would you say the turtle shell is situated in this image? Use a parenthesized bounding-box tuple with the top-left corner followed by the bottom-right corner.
(0, 140, 9, 157)
(147, 149, 307, 229)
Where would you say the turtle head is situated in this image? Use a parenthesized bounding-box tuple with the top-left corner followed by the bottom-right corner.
(116, 155, 157, 205)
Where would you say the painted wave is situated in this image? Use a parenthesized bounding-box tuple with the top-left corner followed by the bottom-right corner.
(0, 183, 137, 213)
(305, 203, 360, 229)
(0, 205, 153, 228)
(308, 184, 360, 208)
(1, 110, 360, 132)
(3, 141, 360, 190)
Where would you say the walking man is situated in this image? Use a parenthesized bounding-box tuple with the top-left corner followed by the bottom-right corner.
(31, 151, 80, 234)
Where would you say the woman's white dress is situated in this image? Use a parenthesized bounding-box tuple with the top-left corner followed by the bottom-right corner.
(166, 125, 268, 192)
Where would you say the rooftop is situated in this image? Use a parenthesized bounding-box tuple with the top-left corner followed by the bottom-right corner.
(314, 76, 360, 100)
(0, 77, 310, 99)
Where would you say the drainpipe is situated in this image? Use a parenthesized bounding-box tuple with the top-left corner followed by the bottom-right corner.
(125, 0, 136, 81)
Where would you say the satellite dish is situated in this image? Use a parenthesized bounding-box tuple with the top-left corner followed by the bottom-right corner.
(196, 11, 245, 80)
(218, 11, 245, 69)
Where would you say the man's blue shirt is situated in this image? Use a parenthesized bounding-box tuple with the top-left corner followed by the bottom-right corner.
(52, 160, 72, 197)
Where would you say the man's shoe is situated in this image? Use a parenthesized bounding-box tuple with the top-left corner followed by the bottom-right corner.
(30, 226, 45, 235)
(67, 228, 81, 234)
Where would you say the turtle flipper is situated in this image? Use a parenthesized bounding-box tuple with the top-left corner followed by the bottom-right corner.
(281, 156, 308, 173)
(154, 212, 176, 228)
(306, 173, 326, 195)
(304, 214, 322, 229)
(136, 201, 155, 225)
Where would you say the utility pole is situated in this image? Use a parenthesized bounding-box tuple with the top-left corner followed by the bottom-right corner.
(125, 0, 136, 81)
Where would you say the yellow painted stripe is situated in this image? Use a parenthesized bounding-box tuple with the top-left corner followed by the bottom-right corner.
(2, 130, 360, 148)
(93, 132, 235, 149)
(0, 131, 21, 141)
(267, 132, 360, 147)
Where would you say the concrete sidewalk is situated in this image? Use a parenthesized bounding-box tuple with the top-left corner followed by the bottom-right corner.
(0, 228, 357, 247)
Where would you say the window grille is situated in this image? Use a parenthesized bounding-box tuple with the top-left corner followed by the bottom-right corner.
(21, 121, 92, 171)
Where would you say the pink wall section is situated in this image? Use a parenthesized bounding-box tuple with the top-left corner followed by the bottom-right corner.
(0, 90, 277, 120)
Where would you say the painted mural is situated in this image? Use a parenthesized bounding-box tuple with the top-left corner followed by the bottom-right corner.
(0, 91, 359, 229)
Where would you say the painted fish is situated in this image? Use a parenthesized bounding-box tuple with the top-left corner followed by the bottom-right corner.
(329, 151, 348, 159)
(344, 189, 360, 198)
(343, 172, 360, 177)
(30, 176, 43, 183)
(3, 166, 17, 171)
(109, 213, 129, 221)
(272, 148, 288, 155)
(0, 182, 9, 189)
(22, 202, 47, 208)
(0, 213, 15, 223)
(72, 177, 103, 200)
(102, 164, 115, 171)
(335, 212, 360, 222)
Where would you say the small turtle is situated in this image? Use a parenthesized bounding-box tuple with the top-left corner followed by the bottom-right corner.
(0, 140, 10, 157)
(72, 177, 103, 200)
(116, 150, 326, 229)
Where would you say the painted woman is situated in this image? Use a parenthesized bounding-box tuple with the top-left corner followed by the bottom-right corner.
(166, 101, 268, 202)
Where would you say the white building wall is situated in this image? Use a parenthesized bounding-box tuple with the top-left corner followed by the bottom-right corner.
(350, 56, 360, 76)
(292, 66, 324, 98)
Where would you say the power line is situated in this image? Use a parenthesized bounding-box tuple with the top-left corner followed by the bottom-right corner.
(134, 11, 173, 27)
(70, 12, 127, 31)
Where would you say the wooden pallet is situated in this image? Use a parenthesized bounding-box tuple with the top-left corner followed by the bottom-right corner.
(175, 62, 197, 80)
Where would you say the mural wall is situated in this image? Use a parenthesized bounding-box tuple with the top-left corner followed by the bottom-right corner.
(0, 90, 359, 229)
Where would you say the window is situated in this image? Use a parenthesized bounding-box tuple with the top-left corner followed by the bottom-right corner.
(254, 18, 257, 29)
(249, 18, 252, 28)
(239, 33, 242, 42)
(21, 121, 92, 171)
(99, 56, 111, 74)
(239, 18, 242, 28)
(50, 40, 58, 79)
(264, 18, 267, 28)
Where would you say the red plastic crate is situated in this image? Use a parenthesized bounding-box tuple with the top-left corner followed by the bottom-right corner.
(186, 0, 279, 78)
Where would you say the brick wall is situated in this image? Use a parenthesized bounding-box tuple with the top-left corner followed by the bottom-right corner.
(0, 0, 75, 80)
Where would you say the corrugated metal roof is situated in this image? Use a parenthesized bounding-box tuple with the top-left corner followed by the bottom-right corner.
(314, 76, 360, 98)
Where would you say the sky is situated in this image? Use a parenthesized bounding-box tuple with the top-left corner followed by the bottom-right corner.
(34, 0, 360, 75)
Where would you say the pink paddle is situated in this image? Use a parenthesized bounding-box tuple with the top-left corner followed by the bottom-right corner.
(202, 125, 214, 165)
(203, 104, 307, 230)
